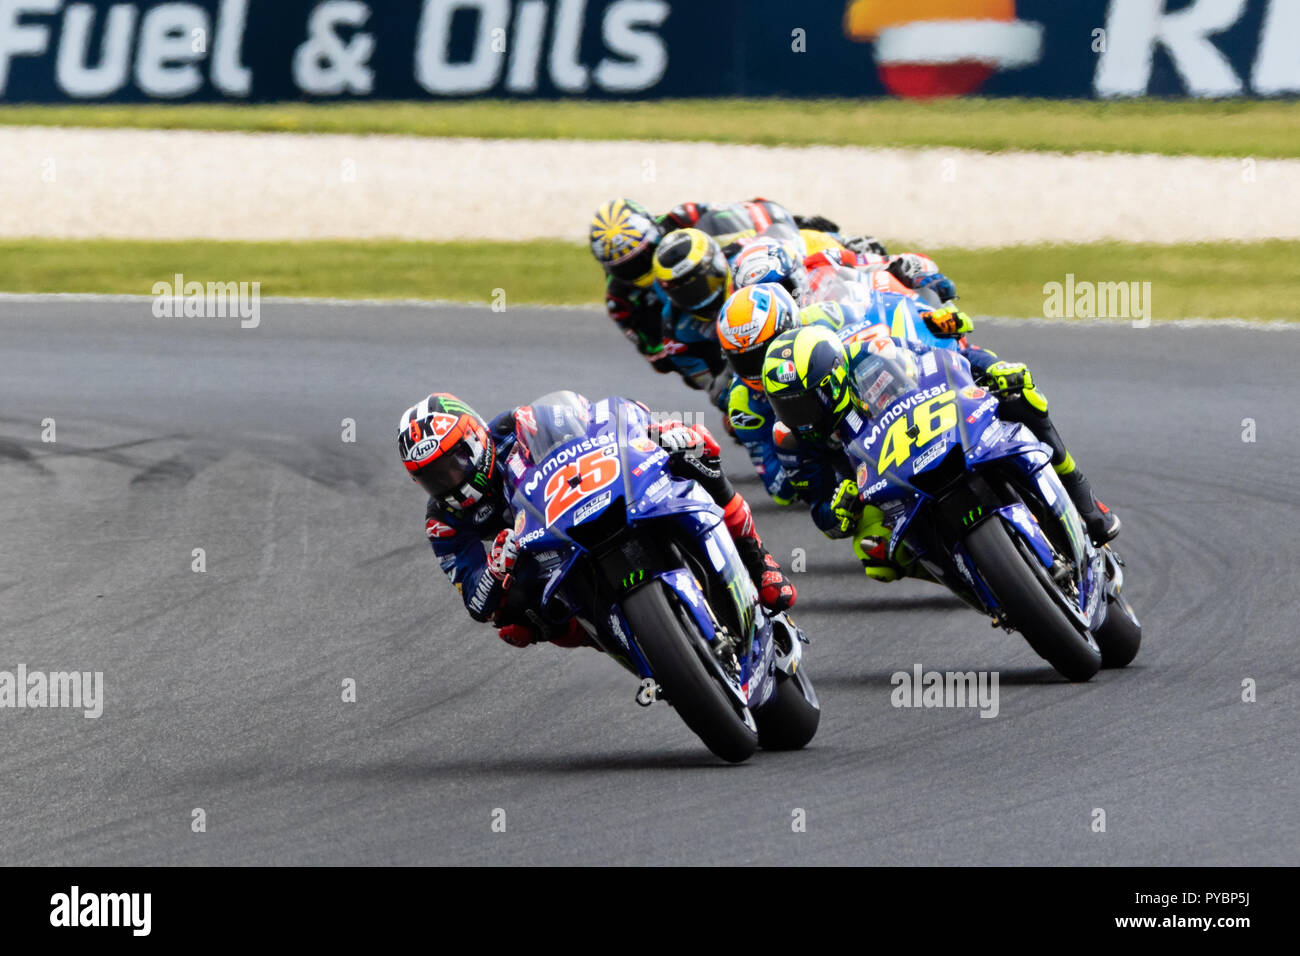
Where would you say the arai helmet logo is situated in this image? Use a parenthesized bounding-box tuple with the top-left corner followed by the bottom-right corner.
(408, 438, 440, 461)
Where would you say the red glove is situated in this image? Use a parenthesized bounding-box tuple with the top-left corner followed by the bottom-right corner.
(487, 529, 517, 582)
(647, 420, 701, 455)
(649, 420, 722, 457)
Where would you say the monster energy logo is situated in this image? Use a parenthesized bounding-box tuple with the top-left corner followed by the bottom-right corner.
(962, 505, 984, 527)
(723, 570, 756, 642)
(621, 569, 646, 590)
(439, 398, 476, 418)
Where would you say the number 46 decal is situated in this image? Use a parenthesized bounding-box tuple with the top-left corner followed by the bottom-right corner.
(876, 391, 957, 472)
(544, 446, 620, 526)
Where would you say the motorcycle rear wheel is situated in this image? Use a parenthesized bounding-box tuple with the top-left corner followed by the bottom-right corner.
(755, 670, 820, 751)
(1095, 594, 1142, 668)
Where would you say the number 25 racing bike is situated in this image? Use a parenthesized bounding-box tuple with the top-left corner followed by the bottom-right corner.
(840, 344, 1141, 682)
(503, 391, 820, 762)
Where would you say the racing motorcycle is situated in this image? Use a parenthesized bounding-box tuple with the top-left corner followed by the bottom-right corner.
(841, 345, 1141, 682)
(803, 264, 959, 351)
(504, 390, 820, 762)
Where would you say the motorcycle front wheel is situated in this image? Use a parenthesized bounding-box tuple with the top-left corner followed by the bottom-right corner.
(964, 517, 1102, 682)
(623, 580, 759, 763)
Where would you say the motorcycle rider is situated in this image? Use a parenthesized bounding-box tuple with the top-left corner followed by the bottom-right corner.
(731, 234, 811, 302)
(725, 236, 1080, 516)
(757, 326, 1121, 582)
(804, 244, 962, 313)
(648, 227, 738, 405)
(397, 391, 796, 648)
(717, 273, 964, 512)
(588, 198, 843, 392)
(715, 283, 803, 505)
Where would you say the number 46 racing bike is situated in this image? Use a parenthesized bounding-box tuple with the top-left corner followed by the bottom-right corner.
(841, 344, 1142, 682)
(503, 391, 820, 762)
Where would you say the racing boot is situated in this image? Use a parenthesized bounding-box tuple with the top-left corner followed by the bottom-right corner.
(722, 493, 797, 611)
(984, 362, 1121, 546)
(497, 617, 594, 650)
(852, 506, 905, 582)
(548, 617, 596, 649)
(1056, 456, 1121, 545)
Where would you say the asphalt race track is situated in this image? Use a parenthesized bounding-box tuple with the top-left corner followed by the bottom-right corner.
(2, 300, 1298, 866)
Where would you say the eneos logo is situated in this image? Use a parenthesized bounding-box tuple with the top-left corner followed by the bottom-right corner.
(844, 0, 1042, 98)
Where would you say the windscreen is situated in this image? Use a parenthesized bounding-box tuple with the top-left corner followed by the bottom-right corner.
(517, 391, 592, 462)
(802, 265, 871, 309)
(852, 352, 919, 417)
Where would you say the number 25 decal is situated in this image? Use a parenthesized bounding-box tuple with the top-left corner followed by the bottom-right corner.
(876, 391, 957, 472)
(543, 447, 620, 526)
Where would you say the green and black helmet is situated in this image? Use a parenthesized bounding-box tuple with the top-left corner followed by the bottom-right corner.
(761, 326, 853, 442)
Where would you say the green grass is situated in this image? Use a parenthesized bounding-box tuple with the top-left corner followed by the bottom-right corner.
(937, 241, 1297, 321)
(1, 98, 1297, 157)
(0, 238, 588, 303)
(0, 238, 1293, 321)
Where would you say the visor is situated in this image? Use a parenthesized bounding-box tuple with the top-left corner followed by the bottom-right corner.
(664, 270, 725, 312)
(412, 445, 475, 498)
(606, 240, 656, 286)
(730, 344, 769, 386)
(771, 387, 837, 439)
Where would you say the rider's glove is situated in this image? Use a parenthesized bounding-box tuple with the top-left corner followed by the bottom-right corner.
(487, 529, 518, 582)
(984, 361, 1032, 395)
(983, 361, 1049, 412)
(649, 423, 702, 455)
(842, 235, 888, 257)
(920, 304, 973, 338)
(642, 342, 675, 374)
(794, 213, 840, 233)
(829, 479, 864, 537)
(914, 272, 958, 303)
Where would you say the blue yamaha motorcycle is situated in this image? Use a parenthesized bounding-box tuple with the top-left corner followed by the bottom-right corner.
(505, 390, 819, 762)
(842, 347, 1141, 682)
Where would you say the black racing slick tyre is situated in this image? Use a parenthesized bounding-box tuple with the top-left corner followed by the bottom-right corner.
(1094, 594, 1142, 668)
(755, 670, 820, 751)
(622, 580, 759, 763)
(964, 518, 1102, 682)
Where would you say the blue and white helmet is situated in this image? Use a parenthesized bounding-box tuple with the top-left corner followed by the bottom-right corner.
(731, 238, 808, 300)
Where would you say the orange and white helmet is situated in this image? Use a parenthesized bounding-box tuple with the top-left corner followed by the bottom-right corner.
(397, 393, 496, 510)
(716, 283, 798, 388)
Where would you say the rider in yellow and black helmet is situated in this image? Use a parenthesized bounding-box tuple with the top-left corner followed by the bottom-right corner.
(761, 325, 855, 445)
(652, 228, 732, 318)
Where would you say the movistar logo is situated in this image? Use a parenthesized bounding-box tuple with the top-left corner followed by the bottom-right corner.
(860, 385, 949, 449)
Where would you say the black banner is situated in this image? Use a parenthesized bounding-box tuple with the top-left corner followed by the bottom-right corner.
(0, 0, 1296, 103)
(0, 865, 1279, 940)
